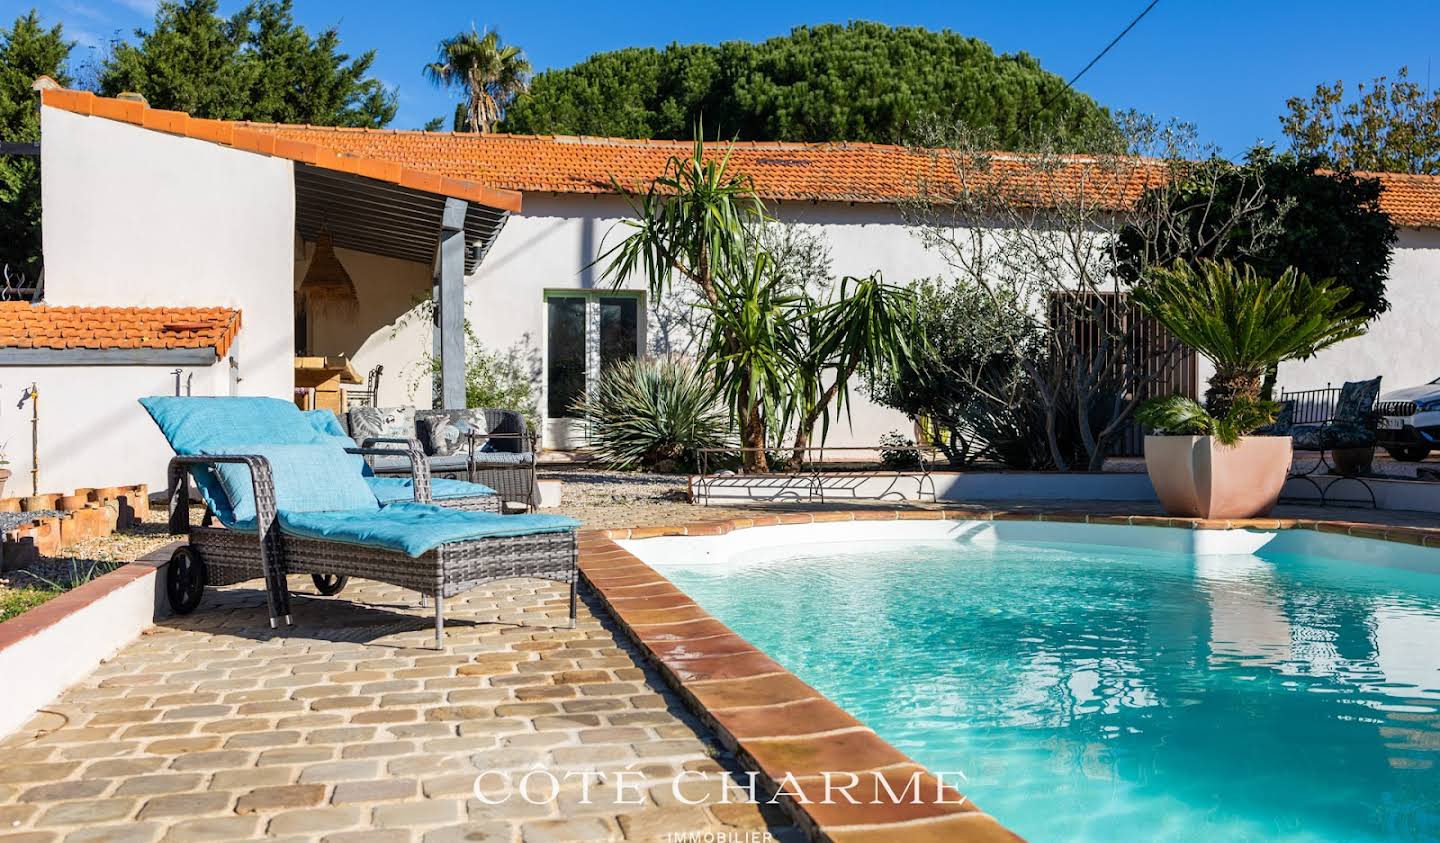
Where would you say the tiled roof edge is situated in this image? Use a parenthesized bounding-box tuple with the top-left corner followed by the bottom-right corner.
(38, 88, 522, 215)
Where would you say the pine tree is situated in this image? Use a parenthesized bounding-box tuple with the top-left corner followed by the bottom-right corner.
(0, 10, 72, 279)
(100, 0, 395, 127)
(501, 22, 1114, 150)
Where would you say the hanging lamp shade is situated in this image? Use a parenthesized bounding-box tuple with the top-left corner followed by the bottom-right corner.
(299, 230, 359, 319)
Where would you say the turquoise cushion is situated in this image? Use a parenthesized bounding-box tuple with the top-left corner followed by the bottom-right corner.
(303, 409, 350, 440)
(141, 397, 327, 450)
(277, 503, 578, 557)
(141, 396, 335, 524)
(366, 477, 496, 505)
(303, 409, 374, 476)
(208, 442, 379, 528)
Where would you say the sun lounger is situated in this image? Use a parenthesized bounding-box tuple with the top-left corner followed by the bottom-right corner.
(141, 397, 578, 647)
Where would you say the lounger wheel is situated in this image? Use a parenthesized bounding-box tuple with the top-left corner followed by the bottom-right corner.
(311, 574, 349, 596)
(166, 546, 207, 615)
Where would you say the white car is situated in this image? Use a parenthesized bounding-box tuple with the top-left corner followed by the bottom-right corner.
(1376, 377, 1440, 461)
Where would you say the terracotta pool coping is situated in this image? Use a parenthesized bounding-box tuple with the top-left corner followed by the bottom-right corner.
(580, 507, 1440, 842)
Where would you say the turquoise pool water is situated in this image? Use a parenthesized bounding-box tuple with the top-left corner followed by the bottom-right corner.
(657, 538, 1440, 842)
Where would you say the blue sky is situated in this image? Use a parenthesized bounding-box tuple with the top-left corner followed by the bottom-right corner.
(29, 0, 1440, 157)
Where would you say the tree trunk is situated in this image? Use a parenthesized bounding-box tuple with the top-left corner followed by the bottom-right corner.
(789, 381, 842, 469)
(1205, 367, 1265, 418)
(736, 374, 768, 472)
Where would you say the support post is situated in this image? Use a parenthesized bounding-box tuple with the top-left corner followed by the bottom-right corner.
(437, 198, 468, 410)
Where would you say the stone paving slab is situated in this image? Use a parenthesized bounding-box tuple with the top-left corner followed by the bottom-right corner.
(0, 574, 801, 843)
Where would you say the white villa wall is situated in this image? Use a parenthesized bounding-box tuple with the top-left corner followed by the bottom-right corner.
(40, 107, 296, 390)
(466, 194, 950, 448)
(0, 364, 231, 496)
(459, 192, 1437, 449)
(1271, 227, 1440, 394)
(16, 106, 297, 493)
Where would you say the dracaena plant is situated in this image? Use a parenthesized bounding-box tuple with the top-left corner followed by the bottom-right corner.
(1132, 259, 1369, 418)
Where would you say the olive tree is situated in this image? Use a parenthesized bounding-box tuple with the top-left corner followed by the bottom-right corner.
(898, 114, 1280, 471)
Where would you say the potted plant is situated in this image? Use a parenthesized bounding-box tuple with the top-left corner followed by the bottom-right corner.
(1133, 260, 1368, 519)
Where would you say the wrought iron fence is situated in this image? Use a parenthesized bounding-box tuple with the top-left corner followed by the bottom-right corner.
(1, 263, 41, 302)
(1278, 384, 1341, 425)
(694, 445, 939, 505)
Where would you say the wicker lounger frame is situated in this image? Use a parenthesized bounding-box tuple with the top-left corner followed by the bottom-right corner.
(165, 450, 576, 648)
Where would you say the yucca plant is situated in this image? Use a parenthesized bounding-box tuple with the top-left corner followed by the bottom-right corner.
(1132, 259, 1369, 417)
(573, 357, 731, 471)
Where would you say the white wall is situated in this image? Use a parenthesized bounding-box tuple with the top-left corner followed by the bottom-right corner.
(294, 240, 433, 408)
(40, 106, 296, 398)
(443, 191, 1440, 450)
(13, 106, 298, 495)
(1272, 227, 1440, 395)
(0, 363, 230, 496)
(465, 194, 949, 448)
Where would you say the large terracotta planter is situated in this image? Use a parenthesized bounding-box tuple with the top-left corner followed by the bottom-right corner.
(1144, 435, 1292, 519)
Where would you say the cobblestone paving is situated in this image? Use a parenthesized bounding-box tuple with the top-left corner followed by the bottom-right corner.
(0, 574, 798, 843)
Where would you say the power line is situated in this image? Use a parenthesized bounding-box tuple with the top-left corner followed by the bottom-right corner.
(1006, 0, 1162, 149)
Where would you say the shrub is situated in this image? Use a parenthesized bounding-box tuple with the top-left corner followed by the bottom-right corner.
(574, 357, 731, 471)
(878, 430, 922, 469)
(865, 278, 1055, 468)
(421, 329, 539, 429)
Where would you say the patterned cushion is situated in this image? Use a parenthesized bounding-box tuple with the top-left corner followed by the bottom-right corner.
(417, 410, 494, 457)
(348, 406, 416, 444)
(1334, 378, 1381, 425)
(1257, 400, 1295, 435)
(1292, 422, 1376, 451)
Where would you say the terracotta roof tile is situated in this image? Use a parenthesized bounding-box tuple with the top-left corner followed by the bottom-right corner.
(1356, 171, 1440, 228)
(38, 88, 521, 214)
(0, 303, 241, 357)
(234, 123, 1440, 228)
(40, 85, 1440, 228)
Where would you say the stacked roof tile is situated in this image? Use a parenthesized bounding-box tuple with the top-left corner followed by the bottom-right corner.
(0, 303, 241, 356)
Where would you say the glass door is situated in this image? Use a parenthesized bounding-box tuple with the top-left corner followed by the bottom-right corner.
(545, 292, 642, 447)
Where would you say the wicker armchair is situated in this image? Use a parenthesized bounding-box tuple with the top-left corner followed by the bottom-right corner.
(343, 406, 538, 512)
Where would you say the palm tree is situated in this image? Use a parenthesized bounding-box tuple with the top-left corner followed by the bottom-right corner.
(1133, 259, 1369, 417)
(423, 26, 530, 133)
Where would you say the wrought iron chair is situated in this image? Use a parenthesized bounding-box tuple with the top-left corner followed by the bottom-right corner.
(344, 364, 384, 410)
(1278, 377, 1381, 507)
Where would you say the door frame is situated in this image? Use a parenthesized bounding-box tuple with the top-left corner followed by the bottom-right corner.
(541, 289, 646, 449)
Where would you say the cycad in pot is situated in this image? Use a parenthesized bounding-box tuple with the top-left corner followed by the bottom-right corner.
(1133, 259, 1368, 420)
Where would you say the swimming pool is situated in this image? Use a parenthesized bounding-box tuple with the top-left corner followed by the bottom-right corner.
(631, 521, 1440, 843)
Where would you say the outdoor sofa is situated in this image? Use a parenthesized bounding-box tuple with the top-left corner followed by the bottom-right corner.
(141, 397, 578, 647)
(341, 406, 537, 511)
(300, 410, 500, 513)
